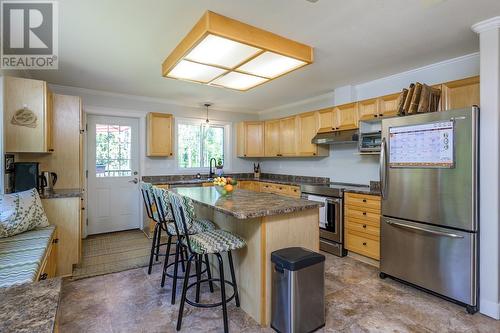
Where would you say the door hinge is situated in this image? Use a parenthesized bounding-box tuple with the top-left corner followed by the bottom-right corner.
(85, 170, 88, 178)
(86, 218, 88, 226)
(86, 123, 88, 131)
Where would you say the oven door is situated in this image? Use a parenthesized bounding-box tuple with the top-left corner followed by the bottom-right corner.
(320, 198, 342, 243)
(306, 194, 342, 244)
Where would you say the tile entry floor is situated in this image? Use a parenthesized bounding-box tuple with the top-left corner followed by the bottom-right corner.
(59, 252, 500, 333)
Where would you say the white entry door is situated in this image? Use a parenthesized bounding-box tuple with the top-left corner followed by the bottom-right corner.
(87, 115, 140, 235)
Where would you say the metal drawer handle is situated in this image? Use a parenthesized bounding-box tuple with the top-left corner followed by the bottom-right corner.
(362, 212, 367, 216)
(362, 242, 367, 246)
(363, 224, 367, 229)
(362, 199, 367, 203)
(386, 220, 464, 238)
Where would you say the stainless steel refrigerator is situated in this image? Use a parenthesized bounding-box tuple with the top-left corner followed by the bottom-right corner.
(379, 107, 478, 314)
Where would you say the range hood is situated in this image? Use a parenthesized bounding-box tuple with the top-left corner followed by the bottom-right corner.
(311, 129, 359, 145)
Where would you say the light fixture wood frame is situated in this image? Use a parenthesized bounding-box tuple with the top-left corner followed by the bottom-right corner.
(162, 11, 314, 91)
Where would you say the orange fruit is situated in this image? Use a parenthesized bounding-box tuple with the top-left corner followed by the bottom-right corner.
(224, 184, 233, 192)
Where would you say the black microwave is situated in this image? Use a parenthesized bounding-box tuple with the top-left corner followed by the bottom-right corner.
(359, 131, 382, 153)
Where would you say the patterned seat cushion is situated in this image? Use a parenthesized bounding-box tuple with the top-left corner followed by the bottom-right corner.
(166, 218, 215, 236)
(0, 189, 50, 238)
(152, 187, 173, 221)
(0, 225, 56, 288)
(183, 229, 246, 254)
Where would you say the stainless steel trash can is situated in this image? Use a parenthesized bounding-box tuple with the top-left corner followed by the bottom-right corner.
(271, 247, 325, 333)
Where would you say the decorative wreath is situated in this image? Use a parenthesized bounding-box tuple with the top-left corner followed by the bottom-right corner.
(11, 107, 37, 128)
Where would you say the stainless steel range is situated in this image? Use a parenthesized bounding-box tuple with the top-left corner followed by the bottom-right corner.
(301, 183, 370, 257)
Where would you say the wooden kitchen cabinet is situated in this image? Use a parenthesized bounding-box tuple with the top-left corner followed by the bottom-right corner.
(296, 112, 329, 157)
(344, 192, 381, 260)
(3, 76, 53, 153)
(42, 197, 81, 277)
(264, 119, 281, 157)
(279, 116, 297, 156)
(378, 93, 400, 118)
(147, 112, 173, 157)
(317, 108, 335, 133)
(441, 76, 480, 110)
(334, 102, 358, 130)
(237, 121, 265, 157)
(357, 98, 379, 121)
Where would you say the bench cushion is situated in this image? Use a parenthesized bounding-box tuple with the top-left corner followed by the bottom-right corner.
(0, 225, 56, 288)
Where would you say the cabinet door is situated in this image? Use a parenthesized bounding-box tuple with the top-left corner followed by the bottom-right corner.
(441, 76, 479, 110)
(358, 98, 379, 121)
(335, 102, 358, 130)
(279, 116, 297, 156)
(317, 108, 335, 133)
(378, 93, 400, 118)
(297, 112, 319, 156)
(264, 119, 280, 157)
(147, 113, 173, 157)
(45, 89, 54, 152)
(4, 77, 48, 153)
(244, 122, 264, 157)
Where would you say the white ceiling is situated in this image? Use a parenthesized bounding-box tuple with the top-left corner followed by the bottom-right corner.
(24, 0, 500, 113)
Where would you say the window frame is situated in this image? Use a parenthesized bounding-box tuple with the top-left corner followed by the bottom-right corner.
(175, 117, 231, 173)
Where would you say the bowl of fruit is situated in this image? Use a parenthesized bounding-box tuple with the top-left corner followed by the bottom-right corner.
(213, 177, 238, 196)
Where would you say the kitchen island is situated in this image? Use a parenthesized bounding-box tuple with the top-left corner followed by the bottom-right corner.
(173, 187, 321, 326)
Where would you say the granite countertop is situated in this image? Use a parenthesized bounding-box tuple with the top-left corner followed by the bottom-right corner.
(152, 177, 326, 187)
(174, 187, 323, 219)
(39, 188, 83, 199)
(343, 181, 381, 196)
(0, 278, 62, 333)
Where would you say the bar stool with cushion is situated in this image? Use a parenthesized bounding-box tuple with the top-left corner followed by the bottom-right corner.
(168, 191, 246, 333)
(153, 187, 216, 304)
(140, 182, 168, 275)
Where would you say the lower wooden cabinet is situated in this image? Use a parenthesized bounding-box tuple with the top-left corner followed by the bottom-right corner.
(344, 192, 381, 260)
(239, 181, 301, 198)
(37, 230, 58, 281)
(42, 198, 81, 277)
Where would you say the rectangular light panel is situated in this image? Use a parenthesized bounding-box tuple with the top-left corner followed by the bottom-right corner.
(237, 51, 307, 78)
(185, 34, 262, 68)
(167, 60, 226, 83)
(211, 72, 268, 90)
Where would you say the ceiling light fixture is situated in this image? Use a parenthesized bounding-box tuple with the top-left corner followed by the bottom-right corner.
(162, 11, 313, 91)
(204, 103, 212, 124)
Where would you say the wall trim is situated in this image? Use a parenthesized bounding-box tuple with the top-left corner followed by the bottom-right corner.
(49, 84, 258, 115)
(472, 16, 500, 34)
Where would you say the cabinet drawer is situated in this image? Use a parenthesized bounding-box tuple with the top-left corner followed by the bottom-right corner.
(346, 231, 380, 260)
(287, 186, 301, 198)
(345, 193, 381, 210)
(345, 217, 380, 237)
(260, 182, 276, 193)
(273, 184, 289, 195)
(345, 206, 380, 223)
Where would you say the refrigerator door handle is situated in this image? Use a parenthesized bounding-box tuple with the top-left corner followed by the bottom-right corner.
(385, 220, 464, 239)
(379, 137, 387, 199)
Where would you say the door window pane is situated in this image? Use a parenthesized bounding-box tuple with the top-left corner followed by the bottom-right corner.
(96, 124, 132, 177)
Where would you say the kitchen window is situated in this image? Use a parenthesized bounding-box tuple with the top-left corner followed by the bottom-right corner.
(177, 119, 230, 170)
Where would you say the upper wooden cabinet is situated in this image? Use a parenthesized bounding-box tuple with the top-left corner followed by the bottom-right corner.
(357, 98, 379, 121)
(3, 77, 53, 153)
(236, 121, 264, 157)
(297, 112, 328, 156)
(279, 116, 297, 156)
(317, 108, 335, 133)
(335, 102, 358, 130)
(264, 119, 281, 157)
(441, 76, 479, 110)
(378, 93, 400, 118)
(146, 112, 173, 157)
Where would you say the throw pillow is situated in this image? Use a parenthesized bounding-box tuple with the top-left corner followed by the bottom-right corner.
(0, 189, 49, 238)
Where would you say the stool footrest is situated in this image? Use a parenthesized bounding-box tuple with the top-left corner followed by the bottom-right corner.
(184, 278, 235, 308)
(164, 259, 209, 280)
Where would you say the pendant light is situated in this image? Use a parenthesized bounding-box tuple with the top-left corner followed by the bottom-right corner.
(204, 103, 212, 125)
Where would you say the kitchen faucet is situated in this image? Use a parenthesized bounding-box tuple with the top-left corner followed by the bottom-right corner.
(209, 158, 216, 178)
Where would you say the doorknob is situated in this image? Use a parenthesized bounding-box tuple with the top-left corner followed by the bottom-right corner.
(129, 178, 138, 184)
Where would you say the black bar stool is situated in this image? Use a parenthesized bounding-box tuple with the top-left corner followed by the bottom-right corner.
(140, 182, 170, 275)
(153, 187, 216, 304)
(168, 191, 246, 333)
